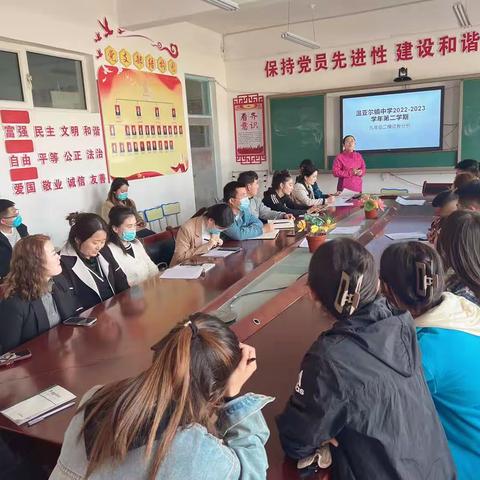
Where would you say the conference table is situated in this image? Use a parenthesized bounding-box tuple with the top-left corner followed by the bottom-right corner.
(0, 198, 434, 479)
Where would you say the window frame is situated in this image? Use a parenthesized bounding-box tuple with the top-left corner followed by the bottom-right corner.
(0, 39, 95, 113)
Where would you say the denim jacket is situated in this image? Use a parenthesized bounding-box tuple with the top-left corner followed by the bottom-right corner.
(49, 387, 274, 480)
(223, 209, 264, 240)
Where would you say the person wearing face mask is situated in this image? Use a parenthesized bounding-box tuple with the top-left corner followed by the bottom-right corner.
(170, 203, 235, 266)
(60, 213, 129, 312)
(222, 181, 273, 241)
(0, 199, 29, 281)
(106, 206, 159, 286)
(0, 235, 76, 353)
(332, 135, 366, 193)
(101, 178, 154, 238)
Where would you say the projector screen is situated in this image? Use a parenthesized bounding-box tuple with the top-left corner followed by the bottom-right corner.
(341, 87, 444, 153)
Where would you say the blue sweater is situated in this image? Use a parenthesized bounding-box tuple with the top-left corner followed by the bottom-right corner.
(223, 209, 263, 240)
(417, 326, 480, 480)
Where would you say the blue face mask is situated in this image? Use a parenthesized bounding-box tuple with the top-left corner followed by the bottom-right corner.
(121, 230, 136, 242)
(117, 192, 128, 201)
(239, 197, 250, 211)
(208, 228, 221, 235)
(12, 215, 22, 228)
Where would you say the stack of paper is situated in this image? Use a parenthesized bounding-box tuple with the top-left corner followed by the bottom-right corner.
(268, 219, 295, 229)
(330, 226, 361, 235)
(1, 385, 76, 426)
(244, 230, 279, 240)
(395, 197, 426, 206)
(160, 263, 215, 279)
(202, 248, 237, 258)
(385, 232, 427, 241)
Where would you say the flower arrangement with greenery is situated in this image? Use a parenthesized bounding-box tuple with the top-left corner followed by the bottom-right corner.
(359, 194, 385, 212)
(297, 213, 337, 236)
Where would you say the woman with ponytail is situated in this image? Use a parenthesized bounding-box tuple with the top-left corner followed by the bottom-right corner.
(49, 313, 272, 480)
(380, 241, 480, 480)
(277, 238, 455, 480)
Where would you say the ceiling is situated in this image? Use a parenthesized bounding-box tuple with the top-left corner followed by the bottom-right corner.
(188, 0, 434, 36)
(116, 0, 480, 36)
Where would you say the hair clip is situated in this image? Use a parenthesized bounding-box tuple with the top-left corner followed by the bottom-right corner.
(415, 262, 439, 297)
(334, 272, 364, 315)
(184, 319, 198, 338)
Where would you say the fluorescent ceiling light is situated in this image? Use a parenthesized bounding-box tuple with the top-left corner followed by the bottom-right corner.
(201, 0, 239, 11)
(453, 2, 471, 28)
(281, 31, 320, 49)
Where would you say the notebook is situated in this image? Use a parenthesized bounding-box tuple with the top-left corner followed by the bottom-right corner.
(267, 219, 295, 229)
(244, 230, 280, 240)
(160, 263, 215, 279)
(1, 385, 76, 426)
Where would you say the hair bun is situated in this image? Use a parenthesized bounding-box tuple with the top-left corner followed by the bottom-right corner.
(66, 212, 80, 226)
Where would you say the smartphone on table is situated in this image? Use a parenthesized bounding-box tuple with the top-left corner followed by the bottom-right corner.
(0, 349, 32, 367)
(63, 317, 97, 327)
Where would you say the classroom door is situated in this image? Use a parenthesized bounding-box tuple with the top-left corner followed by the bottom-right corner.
(185, 76, 220, 210)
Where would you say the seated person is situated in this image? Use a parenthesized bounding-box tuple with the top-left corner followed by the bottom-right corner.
(107, 206, 159, 286)
(171, 203, 234, 266)
(298, 159, 331, 200)
(0, 199, 28, 281)
(437, 210, 480, 306)
(455, 158, 479, 177)
(49, 313, 271, 480)
(292, 163, 333, 208)
(453, 171, 477, 191)
(263, 170, 320, 217)
(380, 241, 480, 480)
(223, 182, 273, 240)
(277, 238, 455, 480)
(426, 190, 457, 244)
(101, 178, 153, 238)
(0, 234, 76, 353)
(456, 179, 480, 211)
(237, 171, 293, 221)
(60, 213, 129, 312)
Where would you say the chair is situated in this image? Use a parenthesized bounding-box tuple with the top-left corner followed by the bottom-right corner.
(422, 181, 452, 197)
(143, 206, 165, 232)
(142, 228, 178, 267)
(161, 202, 181, 227)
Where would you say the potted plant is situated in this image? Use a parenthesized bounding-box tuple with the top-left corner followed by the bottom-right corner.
(297, 213, 337, 253)
(360, 194, 385, 220)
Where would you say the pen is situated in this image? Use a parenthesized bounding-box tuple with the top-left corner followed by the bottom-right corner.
(27, 401, 76, 426)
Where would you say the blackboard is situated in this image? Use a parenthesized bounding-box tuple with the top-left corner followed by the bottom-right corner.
(269, 88, 461, 171)
(270, 95, 324, 171)
(461, 79, 480, 161)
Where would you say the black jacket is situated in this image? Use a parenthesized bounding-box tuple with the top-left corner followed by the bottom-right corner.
(277, 297, 456, 480)
(60, 244, 129, 313)
(263, 188, 307, 217)
(0, 275, 77, 354)
(0, 223, 28, 280)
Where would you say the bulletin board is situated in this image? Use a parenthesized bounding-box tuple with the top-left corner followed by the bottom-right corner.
(97, 66, 188, 179)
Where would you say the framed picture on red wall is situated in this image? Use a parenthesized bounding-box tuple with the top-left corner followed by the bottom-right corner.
(233, 93, 266, 165)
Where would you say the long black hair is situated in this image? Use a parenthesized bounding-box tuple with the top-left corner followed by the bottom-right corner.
(308, 238, 378, 319)
(192, 204, 234, 228)
(66, 212, 108, 257)
(380, 241, 444, 317)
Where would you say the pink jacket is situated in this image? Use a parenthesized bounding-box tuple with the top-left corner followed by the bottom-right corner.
(332, 151, 366, 192)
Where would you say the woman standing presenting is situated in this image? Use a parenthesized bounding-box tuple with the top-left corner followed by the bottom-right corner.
(332, 135, 366, 192)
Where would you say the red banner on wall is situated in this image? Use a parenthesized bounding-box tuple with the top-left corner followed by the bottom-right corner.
(233, 93, 266, 165)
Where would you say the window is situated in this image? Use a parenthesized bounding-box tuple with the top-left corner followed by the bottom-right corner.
(27, 52, 86, 110)
(189, 125, 211, 148)
(185, 77, 211, 115)
(0, 50, 23, 101)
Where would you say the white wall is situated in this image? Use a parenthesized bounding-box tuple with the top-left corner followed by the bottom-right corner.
(0, 3, 228, 245)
